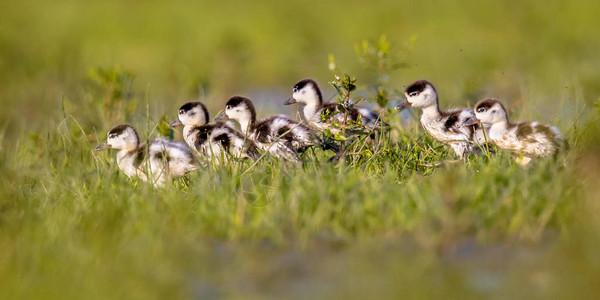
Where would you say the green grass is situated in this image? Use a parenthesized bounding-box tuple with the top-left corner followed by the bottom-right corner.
(0, 113, 593, 298)
(2, 0, 600, 298)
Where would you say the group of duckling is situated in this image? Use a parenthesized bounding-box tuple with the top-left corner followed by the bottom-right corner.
(95, 79, 565, 187)
(396, 80, 565, 164)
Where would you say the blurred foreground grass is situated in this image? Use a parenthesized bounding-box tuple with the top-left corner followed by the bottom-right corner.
(2, 121, 598, 298)
(1, 0, 600, 298)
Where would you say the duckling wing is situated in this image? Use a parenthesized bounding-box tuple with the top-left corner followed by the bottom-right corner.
(252, 117, 279, 144)
(185, 123, 226, 160)
(205, 125, 236, 159)
(219, 123, 261, 160)
(516, 122, 564, 156)
(260, 115, 324, 154)
(189, 122, 252, 160)
(148, 138, 197, 177)
(233, 116, 302, 162)
(288, 121, 320, 152)
(355, 106, 386, 129)
(429, 109, 474, 142)
(163, 140, 198, 174)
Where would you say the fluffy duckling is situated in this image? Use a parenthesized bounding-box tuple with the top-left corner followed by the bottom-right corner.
(216, 96, 322, 163)
(465, 98, 564, 164)
(169, 101, 260, 161)
(283, 79, 384, 134)
(395, 80, 488, 158)
(94, 124, 198, 187)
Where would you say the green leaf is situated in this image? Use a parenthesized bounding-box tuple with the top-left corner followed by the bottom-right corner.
(331, 81, 344, 96)
(334, 132, 347, 141)
(157, 115, 174, 140)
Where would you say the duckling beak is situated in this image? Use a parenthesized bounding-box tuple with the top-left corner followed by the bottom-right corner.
(283, 98, 297, 105)
(214, 111, 228, 121)
(169, 119, 183, 127)
(463, 117, 480, 126)
(94, 142, 110, 151)
(394, 99, 411, 111)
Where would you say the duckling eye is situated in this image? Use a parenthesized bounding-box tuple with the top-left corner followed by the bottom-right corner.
(179, 109, 185, 115)
(109, 134, 116, 138)
(409, 92, 418, 97)
(477, 107, 486, 113)
(226, 105, 232, 110)
(293, 87, 298, 93)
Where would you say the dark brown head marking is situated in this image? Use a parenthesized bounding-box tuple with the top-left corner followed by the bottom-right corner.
(474, 98, 504, 113)
(179, 101, 210, 121)
(226, 96, 256, 123)
(108, 124, 136, 138)
(225, 96, 248, 108)
(404, 80, 434, 96)
(293, 79, 322, 102)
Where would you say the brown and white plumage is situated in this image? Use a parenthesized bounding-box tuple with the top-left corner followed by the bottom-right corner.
(94, 124, 198, 187)
(395, 80, 489, 158)
(283, 79, 384, 134)
(467, 98, 564, 164)
(170, 101, 260, 162)
(217, 96, 322, 163)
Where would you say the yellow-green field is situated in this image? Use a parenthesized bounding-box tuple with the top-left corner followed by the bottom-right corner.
(2, 0, 600, 298)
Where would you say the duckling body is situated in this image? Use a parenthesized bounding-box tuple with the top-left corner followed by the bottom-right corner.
(183, 122, 260, 160)
(284, 79, 383, 134)
(170, 101, 260, 161)
(470, 98, 564, 162)
(217, 96, 321, 163)
(395, 80, 489, 158)
(95, 124, 197, 187)
(254, 115, 316, 153)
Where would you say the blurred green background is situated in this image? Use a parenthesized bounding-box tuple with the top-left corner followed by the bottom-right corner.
(2, 0, 600, 137)
(2, 0, 600, 298)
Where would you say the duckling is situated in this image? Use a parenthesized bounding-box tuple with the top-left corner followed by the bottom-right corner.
(216, 96, 323, 163)
(394, 80, 488, 158)
(464, 98, 564, 165)
(283, 79, 384, 134)
(94, 124, 198, 187)
(169, 101, 260, 162)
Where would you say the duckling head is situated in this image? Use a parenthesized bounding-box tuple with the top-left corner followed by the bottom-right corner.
(473, 98, 508, 125)
(170, 101, 209, 127)
(95, 124, 139, 151)
(284, 79, 323, 107)
(217, 96, 256, 129)
(395, 80, 438, 110)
